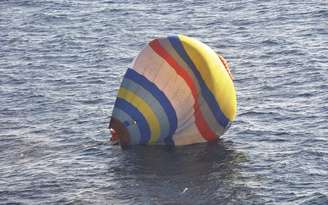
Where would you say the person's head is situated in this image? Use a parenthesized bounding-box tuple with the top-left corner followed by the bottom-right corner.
(108, 117, 130, 148)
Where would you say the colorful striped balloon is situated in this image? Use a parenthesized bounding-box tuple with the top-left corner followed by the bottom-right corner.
(109, 35, 237, 146)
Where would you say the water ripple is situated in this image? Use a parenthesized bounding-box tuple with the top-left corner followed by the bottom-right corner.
(0, 0, 327, 204)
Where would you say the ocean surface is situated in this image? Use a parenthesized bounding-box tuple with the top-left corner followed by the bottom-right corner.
(1, 0, 327, 204)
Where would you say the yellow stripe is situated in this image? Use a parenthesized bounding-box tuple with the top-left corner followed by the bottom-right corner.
(117, 87, 160, 144)
(178, 35, 237, 121)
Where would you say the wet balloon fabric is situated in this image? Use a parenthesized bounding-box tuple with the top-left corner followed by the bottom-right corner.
(111, 35, 237, 145)
(1, 0, 327, 204)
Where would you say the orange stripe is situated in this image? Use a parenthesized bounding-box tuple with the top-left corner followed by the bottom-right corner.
(149, 39, 216, 141)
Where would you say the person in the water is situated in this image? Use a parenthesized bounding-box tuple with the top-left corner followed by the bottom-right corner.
(108, 117, 130, 148)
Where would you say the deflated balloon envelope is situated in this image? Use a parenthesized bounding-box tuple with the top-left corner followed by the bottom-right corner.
(109, 35, 237, 146)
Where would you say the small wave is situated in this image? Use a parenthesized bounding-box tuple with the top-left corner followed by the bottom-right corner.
(299, 193, 328, 205)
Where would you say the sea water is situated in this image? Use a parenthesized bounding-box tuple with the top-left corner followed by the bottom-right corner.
(0, 0, 327, 204)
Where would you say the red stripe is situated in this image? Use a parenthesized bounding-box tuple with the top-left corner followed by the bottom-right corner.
(149, 39, 216, 141)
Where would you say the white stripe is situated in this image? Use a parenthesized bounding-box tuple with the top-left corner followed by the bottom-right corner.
(173, 124, 206, 145)
(132, 45, 202, 142)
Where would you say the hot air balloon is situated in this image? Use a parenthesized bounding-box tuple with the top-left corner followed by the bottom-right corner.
(109, 35, 237, 147)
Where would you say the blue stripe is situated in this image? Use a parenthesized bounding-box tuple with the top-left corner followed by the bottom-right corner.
(114, 98, 150, 144)
(121, 78, 170, 144)
(125, 68, 177, 145)
(112, 108, 141, 144)
(168, 36, 230, 127)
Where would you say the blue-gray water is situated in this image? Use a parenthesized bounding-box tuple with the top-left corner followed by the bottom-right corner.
(1, 0, 327, 204)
